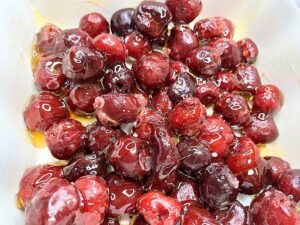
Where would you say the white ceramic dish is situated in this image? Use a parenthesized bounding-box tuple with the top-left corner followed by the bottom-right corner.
(0, 0, 300, 224)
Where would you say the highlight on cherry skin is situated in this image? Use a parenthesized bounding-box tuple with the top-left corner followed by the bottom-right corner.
(19, 0, 300, 225)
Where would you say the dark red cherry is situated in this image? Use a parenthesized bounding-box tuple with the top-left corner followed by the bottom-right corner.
(153, 87, 174, 117)
(102, 218, 120, 225)
(233, 65, 261, 94)
(264, 156, 291, 184)
(167, 60, 189, 85)
(182, 207, 218, 225)
(79, 12, 109, 38)
(237, 38, 258, 64)
(213, 70, 238, 92)
(125, 31, 152, 59)
(110, 8, 135, 37)
(278, 169, 300, 202)
(132, 215, 149, 225)
(195, 79, 220, 105)
(35, 24, 62, 53)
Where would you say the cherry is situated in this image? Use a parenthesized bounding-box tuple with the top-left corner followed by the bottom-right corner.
(52, 28, 92, 53)
(237, 38, 258, 64)
(243, 112, 279, 144)
(86, 122, 124, 155)
(169, 97, 206, 137)
(79, 12, 109, 38)
(105, 172, 126, 187)
(106, 175, 143, 218)
(93, 33, 127, 64)
(150, 28, 170, 47)
(33, 54, 66, 92)
(62, 45, 104, 81)
(17, 165, 62, 209)
(133, 1, 172, 38)
(66, 83, 102, 115)
(24, 178, 79, 225)
(166, 0, 202, 24)
(133, 215, 149, 225)
(62, 152, 106, 182)
(182, 207, 218, 225)
(45, 119, 86, 160)
(233, 65, 261, 94)
(74, 176, 109, 225)
(107, 135, 152, 179)
(146, 126, 179, 193)
(23, 92, 69, 131)
(102, 218, 120, 225)
(195, 79, 220, 105)
(35, 24, 62, 53)
(194, 17, 235, 40)
(167, 72, 196, 104)
(137, 192, 182, 225)
(153, 87, 174, 117)
(278, 169, 300, 202)
(125, 31, 152, 59)
(168, 24, 199, 61)
(209, 38, 241, 69)
(132, 90, 152, 109)
(250, 189, 298, 225)
(170, 177, 201, 211)
(110, 8, 135, 37)
(177, 138, 211, 175)
(103, 63, 136, 93)
(253, 84, 282, 115)
(186, 46, 221, 77)
(213, 70, 238, 92)
(93, 93, 141, 127)
(212, 201, 249, 225)
(214, 93, 250, 126)
(264, 156, 291, 184)
(167, 60, 189, 85)
(132, 51, 170, 90)
(199, 162, 239, 208)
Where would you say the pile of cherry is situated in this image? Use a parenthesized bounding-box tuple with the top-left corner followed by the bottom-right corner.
(18, 0, 300, 225)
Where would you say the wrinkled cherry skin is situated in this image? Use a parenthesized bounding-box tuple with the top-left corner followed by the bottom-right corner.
(195, 79, 220, 105)
(169, 25, 199, 61)
(166, 0, 202, 24)
(209, 38, 242, 69)
(23, 92, 70, 131)
(194, 17, 235, 40)
(24, 178, 79, 225)
(103, 63, 136, 93)
(199, 162, 239, 208)
(167, 60, 189, 85)
(233, 65, 261, 94)
(74, 176, 109, 225)
(93, 33, 127, 64)
(169, 97, 206, 137)
(214, 93, 250, 126)
(110, 8, 135, 38)
(264, 156, 291, 184)
(237, 38, 258, 64)
(106, 175, 143, 218)
(137, 192, 182, 225)
(133, 215, 149, 225)
(146, 126, 179, 193)
(79, 12, 109, 38)
(125, 31, 152, 59)
(278, 169, 300, 202)
(250, 189, 298, 225)
(153, 87, 174, 117)
(167, 72, 196, 104)
(177, 138, 211, 175)
(253, 84, 282, 115)
(45, 119, 86, 160)
(107, 135, 152, 179)
(62, 152, 106, 182)
(197, 115, 234, 159)
(213, 70, 238, 92)
(212, 201, 249, 225)
(52, 28, 92, 53)
(132, 51, 170, 90)
(33, 54, 66, 92)
(133, 1, 172, 38)
(243, 113, 279, 144)
(17, 165, 62, 209)
(182, 207, 218, 225)
(226, 136, 260, 174)
(186, 46, 221, 77)
(35, 24, 62, 53)
(93, 93, 141, 127)
(86, 122, 124, 155)
(170, 177, 201, 211)
(62, 45, 104, 81)
(66, 83, 102, 115)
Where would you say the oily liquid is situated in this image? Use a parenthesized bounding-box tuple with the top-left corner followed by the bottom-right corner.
(29, 130, 46, 148)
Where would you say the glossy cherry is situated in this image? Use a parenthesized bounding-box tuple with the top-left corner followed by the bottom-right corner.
(278, 169, 300, 202)
(182, 207, 218, 225)
(195, 79, 220, 105)
(167, 60, 189, 85)
(237, 38, 258, 64)
(110, 8, 135, 37)
(35, 24, 62, 53)
(233, 65, 261, 94)
(153, 87, 174, 117)
(125, 31, 152, 59)
(79, 12, 109, 37)
(213, 70, 237, 92)
(264, 156, 291, 184)
(45, 119, 86, 160)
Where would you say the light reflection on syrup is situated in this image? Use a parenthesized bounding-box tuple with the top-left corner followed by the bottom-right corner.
(70, 111, 96, 126)
(258, 144, 286, 158)
(29, 130, 46, 148)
